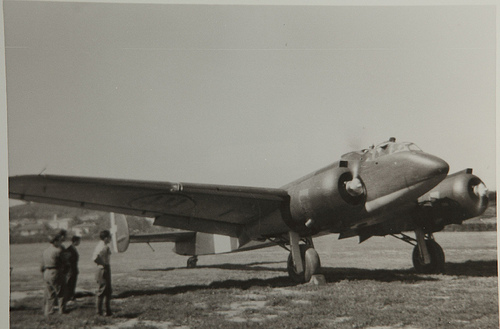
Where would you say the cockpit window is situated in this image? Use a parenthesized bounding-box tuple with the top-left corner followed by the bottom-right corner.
(375, 143, 391, 157)
(341, 141, 423, 162)
(366, 142, 422, 160)
(407, 143, 422, 151)
(390, 143, 407, 153)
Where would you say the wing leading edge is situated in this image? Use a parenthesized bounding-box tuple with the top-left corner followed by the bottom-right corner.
(9, 175, 291, 241)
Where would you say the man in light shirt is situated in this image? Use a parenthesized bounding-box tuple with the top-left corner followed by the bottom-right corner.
(92, 230, 113, 316)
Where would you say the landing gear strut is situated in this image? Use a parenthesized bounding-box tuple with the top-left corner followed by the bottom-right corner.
(286, 232, 321, 283)
(391, 230, 445, 274)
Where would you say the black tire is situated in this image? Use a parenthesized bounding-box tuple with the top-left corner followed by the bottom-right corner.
(287, 245, 321, 283)
(412, 240, 445, 274)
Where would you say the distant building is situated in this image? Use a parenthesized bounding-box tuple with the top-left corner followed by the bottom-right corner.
(18, 224, 46, 236)
(9, 221, 21, 228)
(47, 215, 72, 230)
(79, 213, 101, 222)
(12, 218, 33, 226)
(71, 222, 96, 236)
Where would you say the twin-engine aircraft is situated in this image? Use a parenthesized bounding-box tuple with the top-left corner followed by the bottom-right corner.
(9, 138, 489, 283)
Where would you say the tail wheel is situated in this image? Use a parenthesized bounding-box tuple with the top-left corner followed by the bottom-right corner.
(187, 256, 198, 268)
(412, 240, 445, 274)
(287, 245, 321, 283)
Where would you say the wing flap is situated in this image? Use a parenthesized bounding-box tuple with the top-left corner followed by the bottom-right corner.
(129, 231, 197, 243)
(154, 214, 242, 237)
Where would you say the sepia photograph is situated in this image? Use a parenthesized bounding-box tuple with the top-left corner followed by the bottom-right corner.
(3, 1, 497, 328)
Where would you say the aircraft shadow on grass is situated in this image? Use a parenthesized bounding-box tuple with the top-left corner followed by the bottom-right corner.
(321, 259, 497, 282)
(116, 260, 497, 299)
(444, 260, 498, 277)
(139, 260, 285, 273)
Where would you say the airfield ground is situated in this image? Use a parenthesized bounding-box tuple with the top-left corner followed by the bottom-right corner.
(9, 231, 498, 329)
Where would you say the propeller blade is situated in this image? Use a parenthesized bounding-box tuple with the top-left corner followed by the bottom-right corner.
(351, 161, 360, 179)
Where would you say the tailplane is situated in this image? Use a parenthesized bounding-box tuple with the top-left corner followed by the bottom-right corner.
(110, 213, 130, 253)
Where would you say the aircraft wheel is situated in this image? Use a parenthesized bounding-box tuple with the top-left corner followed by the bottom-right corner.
(187, 256, 198, 268)
(412, 240, 445, 274)
(287, 245, 321, 283)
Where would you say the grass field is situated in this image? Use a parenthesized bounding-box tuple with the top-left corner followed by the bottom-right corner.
(10, 231, 498, 329)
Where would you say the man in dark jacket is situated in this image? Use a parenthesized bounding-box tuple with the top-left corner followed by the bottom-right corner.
(65, 235, 81, 302)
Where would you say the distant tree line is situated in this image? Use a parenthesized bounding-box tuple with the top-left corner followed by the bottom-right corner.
(443, 222, 496, 232)
(9, 203, 174, 244)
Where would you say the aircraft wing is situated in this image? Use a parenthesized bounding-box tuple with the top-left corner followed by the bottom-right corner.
(9, 175, 290, 239)
(129, 231, 196, 243)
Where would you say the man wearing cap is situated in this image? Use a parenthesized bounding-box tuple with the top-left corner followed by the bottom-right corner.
(92, 230, 113, 316)
(41, 234, 66, 316)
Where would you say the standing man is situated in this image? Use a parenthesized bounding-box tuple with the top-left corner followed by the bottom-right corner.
(92, 230, 113, 316)
(65, 236, 81, 303)
(57, 229, 69, 307)
(41, 234, 66, 316)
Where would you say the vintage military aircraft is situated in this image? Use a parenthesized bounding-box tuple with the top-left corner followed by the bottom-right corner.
(9, 138, 489, 283)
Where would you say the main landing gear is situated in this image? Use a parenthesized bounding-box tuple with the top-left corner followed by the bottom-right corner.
(412, 239, 445, 274)
(392, 229, 445, 274)
(282, 231, 321, 283)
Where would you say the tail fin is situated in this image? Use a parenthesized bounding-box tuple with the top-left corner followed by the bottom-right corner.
(109, 213, 130, 253)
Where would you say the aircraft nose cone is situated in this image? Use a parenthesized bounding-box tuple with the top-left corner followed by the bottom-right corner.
(425, 154, 449, 177)
(407, 153, 449, 184)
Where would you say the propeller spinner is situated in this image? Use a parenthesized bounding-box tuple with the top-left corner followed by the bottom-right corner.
(339, 160, 367, 205)
(345, 177, 364, 197)
(345, 159, 366, 198)
(473, 182, 488, 199)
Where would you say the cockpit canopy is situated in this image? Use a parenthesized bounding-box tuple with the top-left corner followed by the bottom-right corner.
(341, 139, 422, 161)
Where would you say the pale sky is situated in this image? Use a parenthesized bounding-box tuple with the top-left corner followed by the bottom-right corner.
(4, 3, 496, 190)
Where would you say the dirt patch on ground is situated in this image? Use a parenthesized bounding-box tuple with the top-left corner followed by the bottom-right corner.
(271, 287, 308, 296)
(92, 319, 189, 329)
(217, 300, 270, 323)
(233, 293, 267, 300)
(365, 326, 421, 329)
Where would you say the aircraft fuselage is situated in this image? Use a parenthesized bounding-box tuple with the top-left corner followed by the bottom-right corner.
(283, 140, 449, 236)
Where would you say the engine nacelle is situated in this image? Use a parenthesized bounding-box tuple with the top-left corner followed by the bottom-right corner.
(284, 164, 366, 234)
(415, 169, 489, 232)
